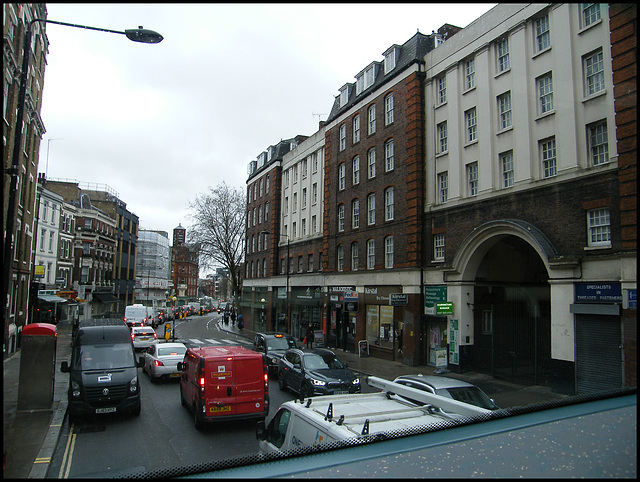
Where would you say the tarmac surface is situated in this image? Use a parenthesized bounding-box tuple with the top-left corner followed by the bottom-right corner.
(3, 316, 568, 479)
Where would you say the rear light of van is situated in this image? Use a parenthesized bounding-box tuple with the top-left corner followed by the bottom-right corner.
(198, 358, 206, 396)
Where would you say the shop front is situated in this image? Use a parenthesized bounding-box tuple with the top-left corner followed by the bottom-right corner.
(289, 287, 323, 343)
(364, 286, 403, 361)
(327, 286, 358, 352)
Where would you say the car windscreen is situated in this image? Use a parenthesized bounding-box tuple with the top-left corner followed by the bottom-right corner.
(437, 386, 497, 409)
(157, 346, 186, 357)
(266, 337, 293, 351)
(73, 343, 136, 370)
(303, 354, 345, 370)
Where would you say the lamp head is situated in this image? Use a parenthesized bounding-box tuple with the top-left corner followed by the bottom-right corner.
(125, 26, 163, 43)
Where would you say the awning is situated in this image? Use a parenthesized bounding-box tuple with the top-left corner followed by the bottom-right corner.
(38, 294, 67, 304)
(93, 293, 119, 304)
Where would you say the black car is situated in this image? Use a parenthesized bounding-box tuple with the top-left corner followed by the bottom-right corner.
(277, 348, 361, 397)
(253, 332, 297, 378)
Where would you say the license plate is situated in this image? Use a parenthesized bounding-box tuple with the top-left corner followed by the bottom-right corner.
(96, 407, 116, 414)
(170, 373, 181, 378)
(209, 406, 231, 413)
(139, 337, 149, 341)
(333, 390, 348, 395)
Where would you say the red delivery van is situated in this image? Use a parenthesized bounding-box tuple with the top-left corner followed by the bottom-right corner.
(178, 345, 269, 430)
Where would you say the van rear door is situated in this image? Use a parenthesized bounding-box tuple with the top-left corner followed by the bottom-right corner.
(233, 354, 265, 415)
(203, 355, 235, 417)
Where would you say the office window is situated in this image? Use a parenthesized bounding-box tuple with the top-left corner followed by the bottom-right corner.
(312, 152, 319, 173)
(352, 156, 360, 185)
(367, 194, 376, 225)
(340, 88, 348, 107)
(587, 208, 610, 247)
(40, 228, 46, 251)
(501, 151, 514, 188)
(259, 178, 263, 197)
(588, 121, 609, 165)
(581, 3, 601, 27)
(368, 104, 376, 135)
(339, 124, 346, 151)
(265, 202, 270, 222)
(466, 108, 477, 142)
(465, 58, 475, 90)
(353, 115, 360, 144)
(384, 49, 396, 73)
(308, 254, 313, 272)
(258, 205, 263, 224)
(352, 199, 360, 229)
(302, 218, 307, 236)
(498, 92, 512, 130)
(368, 148, 376, 179)
(385, 139, 394, 171)
(293, 165, 298, 184)
(584, 49, 605, 96)
(298, 255, 303, 273)
(292, 192, 297, 212)
(438, 122, 448, 153)
(385, 94, 394, 125)
(535, 13, 551, 52)
(538, 74, 554, 114)
(437, 75, 446, 104)
(497, 37, 510, 72)
(385, 187, 394, 221)
(338, 204, 345, 232)
(385, 236, 394, 269)
(367, 239, 375, 269)
(351, 242, 359, 271)
(302, 188, 307, 209)
(302, 158, 308, 178)
(312, 215, 317, 234)
(356, 74, 364, 95)
(284, 196, 289, 216)
(365, 65, 375, 88)
(337, 245, 344, 272)
(312, 183, 318, 204)
(438, 172, 448, 203)
(541, 138, 557, 178)
(339, 163, 346, 191)
(433, 234, 445, 261)
(467, 162, 478, 197)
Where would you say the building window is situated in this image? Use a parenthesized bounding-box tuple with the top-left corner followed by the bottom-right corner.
(385, 236, 394, 269)
(340, 87, 348, 107)
(384, 48, 396, 73)
(351, 242, 359, 271)
(437, 75, 447, 104)
(584, 49, 605, 96)
(337, 245, 344, 271)
(438, 122, 448, 153)
(365, 65, 375, 88)
(352, 156, 360, 185)
(367, 194, 376, 225)
(352, 199, 360, 229)
(501, 151, 514, 188)
(465, 58, 475, 90)
(265, 201, 270, 222)
(438, 172, 448, 203)
(497, 37, 510, 72)
(535, 13, 551, 52)
(339, 124, 346, 151)
(367, 239, 375, 269)
(385, 94, 394, 125)
(284, 196, 289, 216)
(587, 208, 611, 247)
(292, 192, 297, 212)
(302, 218, 307, 236)
(466, 108, 477, 143)
(353, 115, 360, 144)
(541, 138, 557, 178)
(356, 74, 364, 95)
(467, 162, 478, 197)
(368, 148, 376, 179)
(312, 152, 319, 173)
(433, 234, 445, 261)
(302, 188, 307, 209)
(581, 3, 601, 28)
(312, 215, 317, 234)
(385, 187, 394, 221)
(368, 104, 376, 135)
(312, 183, 318, 204)
(308, 254, 313, 272)
(302, 158, 308, 178)
(338, 204, 345, 232)
(537, 73, 554, 114)
(498, 92, 512, 130)
(588, 121, 609, 165)
(339, 163, 346, 190)
(385, 139, 394, 171)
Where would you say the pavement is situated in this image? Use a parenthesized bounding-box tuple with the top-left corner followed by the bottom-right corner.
(3, 316, 567, 479)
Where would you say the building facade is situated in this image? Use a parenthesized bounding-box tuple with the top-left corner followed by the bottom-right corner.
(171, 224, 199, 303)
(3, 3, 49, 354)
(135, 229, 170, 309)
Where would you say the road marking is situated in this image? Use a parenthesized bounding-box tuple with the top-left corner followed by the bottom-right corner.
(58, 423, 76, 478)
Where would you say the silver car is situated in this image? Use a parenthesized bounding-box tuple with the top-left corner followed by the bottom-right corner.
(143, 342, 187, 382)
(130, 326, 158, 350)
(393, 374, 498, 411)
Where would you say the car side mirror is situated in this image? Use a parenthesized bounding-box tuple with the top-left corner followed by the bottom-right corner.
(177, 362, 185, 371)
(61, 361, 69, 373)
(256, 419, 266, 441)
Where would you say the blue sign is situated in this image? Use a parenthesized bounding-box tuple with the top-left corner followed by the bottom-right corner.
(575, 283, 622, 303)
(629, 289, 637, 309)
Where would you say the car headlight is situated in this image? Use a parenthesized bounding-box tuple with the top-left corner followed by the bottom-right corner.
(352, 378, 360, 385)
(270, 357, 278, 365)
(129, 376, 139, 394)
(310, 378, 326, 386)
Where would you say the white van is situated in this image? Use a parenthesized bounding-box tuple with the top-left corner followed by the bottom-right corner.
(256, 376, 491, 454)
(124, 304, 153, 329)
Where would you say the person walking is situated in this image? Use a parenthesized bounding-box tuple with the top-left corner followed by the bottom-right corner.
(305, 323, 314, 349)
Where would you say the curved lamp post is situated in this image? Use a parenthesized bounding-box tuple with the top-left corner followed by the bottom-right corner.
(3, 18, 163, 335)
(259, 230, 290, 332)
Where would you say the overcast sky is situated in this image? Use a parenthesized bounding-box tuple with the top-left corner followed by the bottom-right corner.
(39, 3, 495, 240)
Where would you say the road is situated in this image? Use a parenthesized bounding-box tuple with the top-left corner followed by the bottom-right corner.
(47, 312, 374, 478)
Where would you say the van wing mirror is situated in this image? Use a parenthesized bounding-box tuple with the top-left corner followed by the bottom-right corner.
(256, 419, 266, 441)
(61, 361, 69, 373)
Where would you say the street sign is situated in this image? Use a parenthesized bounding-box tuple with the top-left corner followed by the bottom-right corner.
(389, 293, 409, 306)
(436, 302, 454, 315)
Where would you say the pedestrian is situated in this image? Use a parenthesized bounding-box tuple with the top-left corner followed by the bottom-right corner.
(305, 323, 314, 349)
(238, 314, 244, 330)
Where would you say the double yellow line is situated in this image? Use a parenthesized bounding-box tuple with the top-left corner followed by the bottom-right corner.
(57, 423, 77, 478)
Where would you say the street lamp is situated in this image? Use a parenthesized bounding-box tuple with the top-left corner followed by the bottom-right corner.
(3, 18, 162, 338)
(259, 230, 290, 332)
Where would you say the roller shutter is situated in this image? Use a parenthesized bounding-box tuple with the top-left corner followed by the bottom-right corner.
(575, 314, 622, 394)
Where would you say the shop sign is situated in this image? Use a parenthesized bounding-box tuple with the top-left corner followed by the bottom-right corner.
(425, 286, 447, 314)
(628, 289, 637, 309)
(436, 302, 454, 315)
(575, 283, 622, 303)
(329, 286, 355, 293)
(389, 293, 408, 306)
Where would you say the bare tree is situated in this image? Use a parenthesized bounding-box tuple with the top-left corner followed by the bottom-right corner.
(187, 182, 245, 299)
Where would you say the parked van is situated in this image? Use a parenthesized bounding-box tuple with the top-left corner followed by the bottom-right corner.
(256, 376, 491, 454)
(178, 345, 269, 430)
(61, 318, 144, 422)
(124, 304, 152, 329)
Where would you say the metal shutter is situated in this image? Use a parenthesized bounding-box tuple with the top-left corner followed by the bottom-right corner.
(575, 314, 622, 394)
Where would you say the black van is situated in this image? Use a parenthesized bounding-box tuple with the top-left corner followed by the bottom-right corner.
(61, 318, 143, 421)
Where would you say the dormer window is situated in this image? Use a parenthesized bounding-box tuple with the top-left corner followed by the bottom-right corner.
(339, 86, 349, 107)
(356, 74, 364, 95)
(383, 46, 398, 74)
(365, 64, 376, 89)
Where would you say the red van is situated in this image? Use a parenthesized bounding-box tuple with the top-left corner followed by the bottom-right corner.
(178, 345, 269, 429)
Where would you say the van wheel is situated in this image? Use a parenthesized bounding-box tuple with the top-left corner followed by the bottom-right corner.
(180, 385, 187, 408)
(193, 404, 204, 430)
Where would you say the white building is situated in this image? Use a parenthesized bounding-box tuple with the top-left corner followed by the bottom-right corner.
(136, 229, 171, 308)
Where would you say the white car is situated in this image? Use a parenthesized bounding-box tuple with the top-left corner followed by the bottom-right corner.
(143, 342, 187, 382)
(130, 326, 158, 350)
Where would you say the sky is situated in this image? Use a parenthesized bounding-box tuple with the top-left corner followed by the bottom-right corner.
(38, 3, 496, 240)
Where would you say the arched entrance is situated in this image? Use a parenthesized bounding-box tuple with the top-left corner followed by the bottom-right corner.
(454, 220, 553, 386)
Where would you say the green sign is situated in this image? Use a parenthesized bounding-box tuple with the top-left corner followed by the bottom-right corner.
(436, 302, 454, 315)
(424, 286, 447, 314)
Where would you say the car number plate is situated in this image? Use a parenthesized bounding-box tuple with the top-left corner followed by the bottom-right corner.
(209, 406, 231, 413)
(139, 337, 149, 341)
(170, 373, 181, 378)
(333, 390, 348, 395)
(96, 407, 116, 414)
